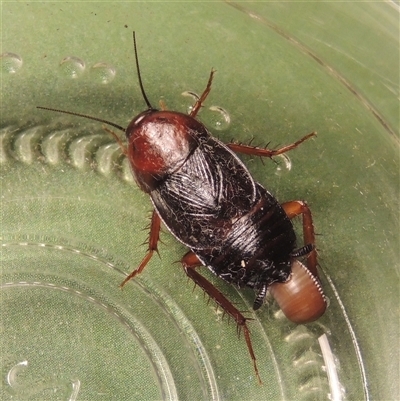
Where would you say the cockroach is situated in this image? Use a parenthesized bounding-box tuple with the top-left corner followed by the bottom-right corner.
(38, 32, 327, 383)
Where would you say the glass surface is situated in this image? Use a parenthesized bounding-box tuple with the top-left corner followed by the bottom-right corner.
(1, 2, 399, 400)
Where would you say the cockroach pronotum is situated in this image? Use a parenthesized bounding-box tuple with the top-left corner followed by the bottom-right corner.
(38, 32, 327, 383)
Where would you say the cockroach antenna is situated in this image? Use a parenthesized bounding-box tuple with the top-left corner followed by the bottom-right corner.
(36, 31, 155, 132)
(132, 31, 154, 110)
(35, 106, 126, 133)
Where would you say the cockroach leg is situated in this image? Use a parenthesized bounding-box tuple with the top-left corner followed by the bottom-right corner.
(181, 251, 262, 384)
(281, 200, 317, 277)
(103, 125, 128, 155)
(227, 132, 316, 158)
(181, 250, 202, 268)
(120, 210, 161, 287)
(190, 69, 216, 118)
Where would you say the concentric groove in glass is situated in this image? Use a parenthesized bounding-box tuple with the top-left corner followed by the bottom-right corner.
(1, 236, 220, 400)
(2, 278, 179, 401)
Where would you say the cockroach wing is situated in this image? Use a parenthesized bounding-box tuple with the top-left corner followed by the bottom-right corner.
(150, 136, 257, 249)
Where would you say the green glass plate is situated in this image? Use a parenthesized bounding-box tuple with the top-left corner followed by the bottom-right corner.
(1, 2, 398, 400)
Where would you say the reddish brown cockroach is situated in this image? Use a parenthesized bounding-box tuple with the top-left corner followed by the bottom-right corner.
(38, 32, 327, 383)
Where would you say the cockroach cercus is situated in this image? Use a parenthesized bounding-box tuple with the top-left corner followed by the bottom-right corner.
(38, 32, 327, 383)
